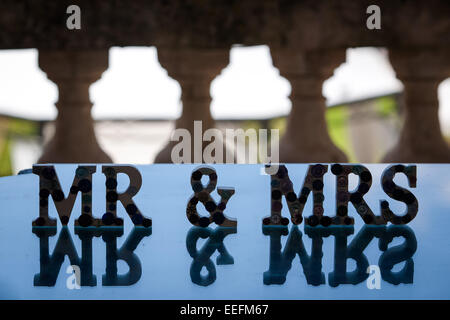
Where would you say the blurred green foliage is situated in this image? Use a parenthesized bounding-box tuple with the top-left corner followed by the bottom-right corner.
(375, 96, 398, 119)
(326, 105, 357, 162)
(0, 117, 40, 177)
(241, 95, 400, 163)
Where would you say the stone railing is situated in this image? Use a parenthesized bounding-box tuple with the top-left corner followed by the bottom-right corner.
(0, 0, 448, 163)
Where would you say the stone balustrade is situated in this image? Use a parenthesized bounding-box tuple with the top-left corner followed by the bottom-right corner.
(38, 50, 111, 163)
(0, 1, 448, 163)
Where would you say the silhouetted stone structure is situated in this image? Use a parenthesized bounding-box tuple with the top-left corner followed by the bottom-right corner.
(0, 0, 448, 163)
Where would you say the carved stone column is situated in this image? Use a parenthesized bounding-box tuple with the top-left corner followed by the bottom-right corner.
(383, 48, 450, 163)
(154, 48, 231, 163)
(38, 50, 112, 163)
(271, 48, 348, 163)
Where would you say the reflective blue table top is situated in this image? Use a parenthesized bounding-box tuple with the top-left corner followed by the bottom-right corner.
(0, 164, 449, 299)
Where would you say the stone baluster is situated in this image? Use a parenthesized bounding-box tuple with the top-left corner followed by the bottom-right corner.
(38, 50, 112, 163)
(383, 48, 450, 163)
(271, 48, 348, 163)
(154, 48, 231, 163)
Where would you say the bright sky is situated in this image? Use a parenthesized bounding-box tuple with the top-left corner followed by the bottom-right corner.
(0, 46, 449, 134)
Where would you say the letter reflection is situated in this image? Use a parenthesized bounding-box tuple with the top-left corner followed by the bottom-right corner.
(263, 224, 417, 287)
(186, 226, 236, 286)
(102, 227, 152, 286)
(32, 226, 151, 287)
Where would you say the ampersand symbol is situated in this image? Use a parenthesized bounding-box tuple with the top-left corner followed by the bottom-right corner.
(186, 166, 236, 227)
(186, 226, 236, 286)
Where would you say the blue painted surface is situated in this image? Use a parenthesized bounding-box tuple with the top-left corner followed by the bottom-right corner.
(0, 164, 449, 299)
